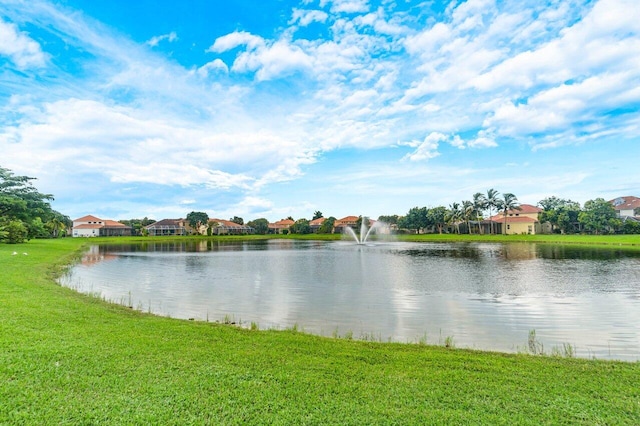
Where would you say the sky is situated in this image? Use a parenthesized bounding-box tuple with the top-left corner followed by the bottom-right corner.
(0, 0, 639, 222)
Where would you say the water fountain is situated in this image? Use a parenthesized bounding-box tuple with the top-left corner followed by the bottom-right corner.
(343, 218, 388, 244)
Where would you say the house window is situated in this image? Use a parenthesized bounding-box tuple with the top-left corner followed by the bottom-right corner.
(507, 225, 510, 230)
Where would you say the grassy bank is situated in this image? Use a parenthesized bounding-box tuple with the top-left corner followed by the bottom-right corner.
(1, 238, 639, 424)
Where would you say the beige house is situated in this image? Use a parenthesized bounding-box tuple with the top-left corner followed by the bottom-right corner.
(201, 219, 254, 235)
(489, 204, 550, 235)
(333, 216, 359, 233)
(268, 219, 295, 234)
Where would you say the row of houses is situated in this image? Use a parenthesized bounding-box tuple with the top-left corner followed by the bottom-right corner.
(71, 196, 640, 238)
(71, 215, 367, 237)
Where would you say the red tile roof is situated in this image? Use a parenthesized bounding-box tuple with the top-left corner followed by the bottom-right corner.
(209, 219, 246, 227)
(74, 224, 103, 229)
(104, 220, 126, 227)
(610, 196, 640, 211)
(310, 217, 325, 226)
(515, 204, 542, 214)
(74, 215, 102, 222)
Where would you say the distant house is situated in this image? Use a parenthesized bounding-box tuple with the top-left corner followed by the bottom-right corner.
(145, 219, 189, 236)
(205, 219, 255, 235)
(72, 215, 132, 237)
(488, 204, 550, 235)
(268, 219, 295, 234)
(610, 196, 640, 218)
(333, 216, 359, 234)
(309, 217, 325, 232)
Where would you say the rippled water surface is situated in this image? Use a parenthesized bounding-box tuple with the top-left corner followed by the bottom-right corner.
(60, 240, 640, 360)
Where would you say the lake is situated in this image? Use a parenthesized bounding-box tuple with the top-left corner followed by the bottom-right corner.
(60, 240, 640, 361)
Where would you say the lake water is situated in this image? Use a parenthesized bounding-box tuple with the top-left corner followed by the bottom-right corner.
(60, 240, 640, 361)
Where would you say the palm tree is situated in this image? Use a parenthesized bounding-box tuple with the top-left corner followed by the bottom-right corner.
(446, 202, 463, 234)
(473, 192, 486, 234)
(485, 189, 500, 234)
(500, 193, 521, 235)
(462, 200, 475, 234)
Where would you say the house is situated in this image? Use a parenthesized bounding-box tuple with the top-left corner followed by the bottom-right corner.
(488, 204, 550, 235)
(610, 196, 640, 218)
(333, 216, 359, 233)
(145, 219, 189, 236)
(309, 217, 325, 232)
(268, 219, 295, 234)
(204, 219, 255, 235)
(72, 215, 132, 237)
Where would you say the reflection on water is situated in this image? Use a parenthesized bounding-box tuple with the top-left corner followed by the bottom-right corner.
(61, 241, 640, 361)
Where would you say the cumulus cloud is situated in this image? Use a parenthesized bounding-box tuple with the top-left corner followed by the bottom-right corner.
(146, 31, 178, 47)
(321, 0, 370, 14)
(197, 59, 229, 77)
(0, 19, 47, 69)
(208, 31, 265, 52)
(401, 132, 447, 161)
(290, 9, 329, 26)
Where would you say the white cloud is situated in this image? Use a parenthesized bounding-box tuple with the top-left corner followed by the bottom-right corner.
(402, 132, 446, 161)
(146, 31, 177, 47)
(208, 31, 265, 52)
(232, 38, 314, 80)
(0, 19, 47, 68)
(290, 9, 329, 26)
(197, 59, 229, 77)
(321, 0, 370, 14)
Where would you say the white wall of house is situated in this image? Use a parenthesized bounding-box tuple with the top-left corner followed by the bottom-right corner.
(72, 227, 100, 237)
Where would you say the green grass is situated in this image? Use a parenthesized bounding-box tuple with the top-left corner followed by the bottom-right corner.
(1, 237, 639, 424)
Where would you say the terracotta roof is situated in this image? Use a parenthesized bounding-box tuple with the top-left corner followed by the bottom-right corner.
(515, 204, 542, 214)
(73, 215, 102, 222)
(104, 220, 127, 227)
(610, 196, 640, 211)
(209, 219, 248, 228)
(271, 219, 295, 226)
(74, 224, 103, 229)
(310, 217, 325, 226)
(489, 216, 538, 223)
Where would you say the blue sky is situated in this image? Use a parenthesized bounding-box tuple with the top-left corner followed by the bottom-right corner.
(1, 0, 638, 222)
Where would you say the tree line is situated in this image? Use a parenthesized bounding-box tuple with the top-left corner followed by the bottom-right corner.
(2, 165, 638, 244)
(0, 167, 71, 243)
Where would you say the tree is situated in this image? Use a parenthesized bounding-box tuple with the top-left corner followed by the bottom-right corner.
(427, 206, 447, 234)
(446, 202, 462, 234)
(398, 207, 428, 233)
(538, 197, 581, 234)
(2, 220, 27, 244)
(186, 211, 209, 232)
(312, 211, 323, 220)
(377, 214, 399, 225)
(230, 216, 244, 225)
(0, 166, 60, 242)
(45, 212, 72, 238)
(579, 198, 620, 234)
(247, 218, 269, 235)
(485, 188, 500, 234)
(291, 218, 311, 234)
(472, 192, 486, 234)
(318, 216, 336, 234)
(462, 200, 475, 234)
(120, 217, 156, 236)
(499, 193, 520, 234)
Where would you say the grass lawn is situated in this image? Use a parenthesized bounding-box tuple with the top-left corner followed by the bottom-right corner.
(1, 237, 639, 424)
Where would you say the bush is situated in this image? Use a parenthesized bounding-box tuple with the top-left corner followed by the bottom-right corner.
(1, 220, 28, 244)
(622, 220, 640, 234)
